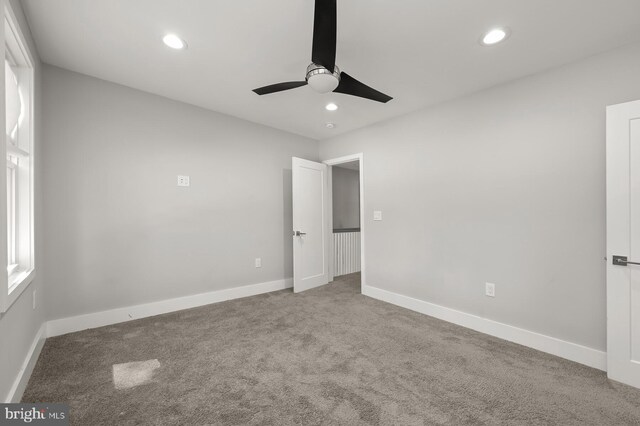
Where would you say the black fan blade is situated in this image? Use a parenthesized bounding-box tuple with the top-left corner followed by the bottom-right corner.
(253, 81, 307, 95)
(311, 0, 337, 72)
(333, 72, 392, 103)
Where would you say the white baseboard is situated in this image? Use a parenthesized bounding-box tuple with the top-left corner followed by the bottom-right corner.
(47, 278, 293, 338)
(11, 279, 604, 404)
(5, 323, 47, 403)
(362, 284, 607, 371)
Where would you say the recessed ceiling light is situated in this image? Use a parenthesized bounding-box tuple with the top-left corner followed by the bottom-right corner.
(326, 123, 336, 129)
(163, 34, 187, 50)
(325, 103, 338, 111)
(481, 28, 509, 46)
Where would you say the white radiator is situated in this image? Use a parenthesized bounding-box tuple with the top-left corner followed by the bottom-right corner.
(333, 231, 361, 277)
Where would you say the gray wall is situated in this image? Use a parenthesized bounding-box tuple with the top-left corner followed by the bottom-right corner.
(42, 66, 317, 320)
(332, 166, 360, 229)
(319, 42, 640, 352)
(0, 0, 46, 402)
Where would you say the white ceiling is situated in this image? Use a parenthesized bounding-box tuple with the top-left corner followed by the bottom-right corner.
(22, 0, 640, 140)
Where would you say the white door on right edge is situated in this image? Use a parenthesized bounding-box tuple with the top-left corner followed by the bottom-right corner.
(606, 99, 640, 388)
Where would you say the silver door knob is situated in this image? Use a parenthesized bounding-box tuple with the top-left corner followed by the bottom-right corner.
(294, 230, 307, 236)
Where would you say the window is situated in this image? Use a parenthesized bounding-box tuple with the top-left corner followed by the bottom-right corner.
(1, 5, 35, 312)
(6, 60, 20, 276)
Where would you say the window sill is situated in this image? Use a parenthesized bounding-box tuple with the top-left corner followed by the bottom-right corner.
(5, 268, 35, 310)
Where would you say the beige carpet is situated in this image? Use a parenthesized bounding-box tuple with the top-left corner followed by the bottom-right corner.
(23, 273, 640, 425)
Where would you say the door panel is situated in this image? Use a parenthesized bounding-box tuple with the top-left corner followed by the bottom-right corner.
(606, 100, 640, 388)
(630, 118, 640, 363)
(292, 157, 329, 292)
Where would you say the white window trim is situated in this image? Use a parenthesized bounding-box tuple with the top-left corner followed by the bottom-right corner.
(0, 3, 35, 313)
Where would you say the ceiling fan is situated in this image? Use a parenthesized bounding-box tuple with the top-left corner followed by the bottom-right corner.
(252, 0, 392, 103)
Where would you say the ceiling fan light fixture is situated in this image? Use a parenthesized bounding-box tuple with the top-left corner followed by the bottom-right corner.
(306, 63, 340, 93)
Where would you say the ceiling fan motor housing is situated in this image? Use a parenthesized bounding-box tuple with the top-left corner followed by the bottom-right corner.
(306, 63, 340, 93)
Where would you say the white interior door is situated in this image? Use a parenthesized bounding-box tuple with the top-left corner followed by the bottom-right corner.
(606, 99, 640, 388)
(292, 157, 329, 293)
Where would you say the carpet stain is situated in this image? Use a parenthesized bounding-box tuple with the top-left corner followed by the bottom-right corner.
(112, 359, 160, 390)
(22, 273, 640, 425)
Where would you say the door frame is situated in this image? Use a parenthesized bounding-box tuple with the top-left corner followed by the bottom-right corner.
(323, 153, 365, 291)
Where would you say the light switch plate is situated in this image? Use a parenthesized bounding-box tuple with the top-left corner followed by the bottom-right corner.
(255, 258, 262, 268)
(373, 211, 383, 221)
(485, 282, 496, 297)
(177, 175, 190, 187)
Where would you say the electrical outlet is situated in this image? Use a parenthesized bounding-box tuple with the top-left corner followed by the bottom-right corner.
(32, 290, 36, 310)
(373, 210, 383, 221)
(177, 175, 190, 187)
(485, 282, 496, 297)
(255, 258, 262, 268)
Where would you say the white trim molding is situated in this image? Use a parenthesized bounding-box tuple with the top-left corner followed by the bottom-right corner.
(5, 323, 46, 403)
(47, 278, 292, 337)
(362, 284, 607, 371)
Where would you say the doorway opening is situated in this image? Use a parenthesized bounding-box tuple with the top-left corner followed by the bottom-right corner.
(325, 154, 365, 293)
(290, 154, 364, 294)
